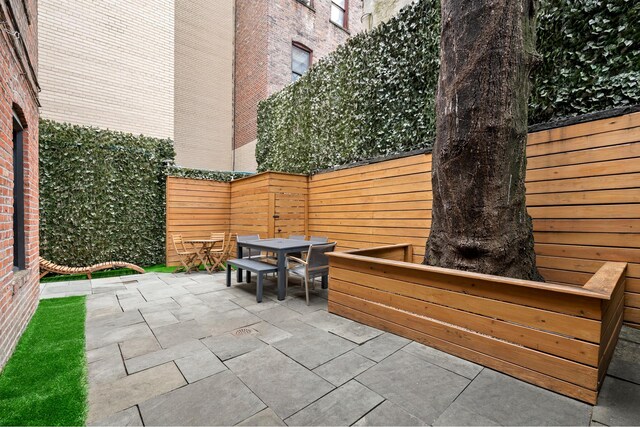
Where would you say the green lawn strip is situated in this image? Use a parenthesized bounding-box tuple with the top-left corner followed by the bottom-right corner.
(40, 263, 177, 283)
(0, 297, 87, 426)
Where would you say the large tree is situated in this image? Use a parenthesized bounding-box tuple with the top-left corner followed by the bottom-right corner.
(424, 0, 544, 281)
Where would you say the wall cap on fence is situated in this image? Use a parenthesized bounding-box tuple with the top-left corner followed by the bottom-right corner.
(527, 104, 640, 133)
(329, 244, 626, 300)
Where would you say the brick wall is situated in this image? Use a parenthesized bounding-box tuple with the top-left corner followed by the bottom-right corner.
(234, 0, 364, 170)
(38, 0, 174, 140)
(174, 0, 235, 170)
(0, 0, 40, 370)
(234, 0, 269, 152)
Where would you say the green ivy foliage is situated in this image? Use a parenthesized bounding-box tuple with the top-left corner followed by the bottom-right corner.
(257, 0, 440, 173)
(167, 166, 252, 182)
(531, 0, 639, 122)
(39, 120, 175, 266)
(257, 0, 639, 174)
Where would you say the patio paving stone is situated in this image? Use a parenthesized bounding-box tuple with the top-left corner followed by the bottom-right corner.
(119, 336, 161, 360)
(88, 343, 127, 385)
(46, 272, 640, 426)
(284, 380, 384, 426)
(619, 325, 640, 344)
(140, 310, 179, 329)
(255, 304, 302, 324)
(271, 323, 356, 369)
(195, 307, 261, 336)
(174, 349, 227, 383)
(139, 370, 265, 426)
(86, 310, 144, 331)
(125, 339, 206, 373)
(433, 369, 591, 426)
(89, 406, 143, 426)
(201, 331, 267, 361)
(250, 321, 292, 344)
(312, 350, 376, 386)
(86, 322, 154, 351)
(354, 400, 427, 426)
(151, 320, 210, 348)
(225, 345, 334, 420)
(356, 350, 470, 425)
(136, 298, 181, 314)
(237, 408, 285, 426)
(353, 332, 411, 362)
(88, 362, 186, 423)
(402, 341, 483, 380)
(592, 376, 640, 426)
(606, 337, 640, 385)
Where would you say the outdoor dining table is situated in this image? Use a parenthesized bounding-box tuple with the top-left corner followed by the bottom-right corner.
(185, 238, 223, 273)
(236, 238, 327, 300)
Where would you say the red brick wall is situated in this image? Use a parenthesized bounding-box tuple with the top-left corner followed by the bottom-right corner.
(0, 0, 40, 370)
(234, 0, 364, 149)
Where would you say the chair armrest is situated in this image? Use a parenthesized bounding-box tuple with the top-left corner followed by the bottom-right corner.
(287, 256, 307, 265)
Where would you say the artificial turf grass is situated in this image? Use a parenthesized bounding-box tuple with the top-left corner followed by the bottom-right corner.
(0, 296, 88, 426)
(40, 263, 176, 283)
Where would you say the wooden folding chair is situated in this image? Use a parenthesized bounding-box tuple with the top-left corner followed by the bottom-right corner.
(172, 234, 200, 273)
(208, 233, 235, 271)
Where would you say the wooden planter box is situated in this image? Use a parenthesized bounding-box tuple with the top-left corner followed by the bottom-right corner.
(328, 244, 626, 404)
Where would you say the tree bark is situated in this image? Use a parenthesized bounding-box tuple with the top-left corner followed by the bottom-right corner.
(424, 0, 544, 281)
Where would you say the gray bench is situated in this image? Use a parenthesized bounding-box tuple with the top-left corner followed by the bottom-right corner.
(226, 258, 278, 303)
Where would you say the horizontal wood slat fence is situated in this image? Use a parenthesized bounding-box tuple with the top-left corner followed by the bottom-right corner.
(166, 111, 640, 328)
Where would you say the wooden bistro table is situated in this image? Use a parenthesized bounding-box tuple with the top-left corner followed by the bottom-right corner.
(185, 238, 223, 274)
(236, 238, 327, 300)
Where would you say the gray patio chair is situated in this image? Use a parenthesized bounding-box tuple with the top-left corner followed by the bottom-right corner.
(289, 234, 306, 240)
(237, 234, 263, 260)
(286, 242, 337, 305)
(309, 236, 328, 243)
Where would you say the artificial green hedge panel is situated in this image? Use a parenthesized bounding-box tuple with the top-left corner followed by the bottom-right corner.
(39, 120, 175, 266)
(257, 0, 639, 173)
(531, 0, 639, 122)
(257, 0, 440, 173)
(167, 166, 252, 182)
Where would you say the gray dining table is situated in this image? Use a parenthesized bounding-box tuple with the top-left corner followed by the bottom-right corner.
(236, 238, 327, 300)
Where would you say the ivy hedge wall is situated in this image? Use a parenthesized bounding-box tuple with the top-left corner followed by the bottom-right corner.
(167, 166, 252, 182)
(40, 120, 175, 266)
(257, 0, 639, 173)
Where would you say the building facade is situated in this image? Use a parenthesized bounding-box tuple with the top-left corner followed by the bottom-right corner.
(38, 0, 363, 172)
(38, 0, 175, 141)
(234, 0, 364, 171)
(0, 0, 40, 369)
(362, 0, 413, 29)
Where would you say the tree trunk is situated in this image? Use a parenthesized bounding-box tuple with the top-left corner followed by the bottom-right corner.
(424, 0, 544, 281)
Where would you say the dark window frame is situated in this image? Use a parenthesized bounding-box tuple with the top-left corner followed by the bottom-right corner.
(330, 0, 349, 29)
(295, 0, 314, 9)
(291, 42, 312, 82)
(12, 111, 25, 271)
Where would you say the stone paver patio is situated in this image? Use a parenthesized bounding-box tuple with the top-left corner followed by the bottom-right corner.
(41, 272, 640, 426)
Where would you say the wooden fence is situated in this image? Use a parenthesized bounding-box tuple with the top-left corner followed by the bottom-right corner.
(166, 110, 640, 328)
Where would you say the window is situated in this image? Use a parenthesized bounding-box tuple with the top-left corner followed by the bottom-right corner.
(296, 0, 312, 7)
(12, 112, 25, 271)
(291, 43, 311, 82)
(330, 0, 347, 28)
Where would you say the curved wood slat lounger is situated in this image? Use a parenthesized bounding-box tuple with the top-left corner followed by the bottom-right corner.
(39, 257, 145, 279)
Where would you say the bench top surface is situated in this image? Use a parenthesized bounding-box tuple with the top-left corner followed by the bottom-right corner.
(227, 258, 278, 272)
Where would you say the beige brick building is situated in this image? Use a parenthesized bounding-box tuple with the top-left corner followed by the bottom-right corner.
(39, 0, 364, 172)
(39, 0, 175, 140)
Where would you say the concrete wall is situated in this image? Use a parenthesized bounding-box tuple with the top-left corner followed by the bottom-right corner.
(39, 0, 175, 140)
(174, 0, 235, 170)
(362, 0, 414, 29)
(0, 0, 40, 369)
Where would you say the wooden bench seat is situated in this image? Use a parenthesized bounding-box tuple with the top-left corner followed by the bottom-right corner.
(226, 258, 278, 303)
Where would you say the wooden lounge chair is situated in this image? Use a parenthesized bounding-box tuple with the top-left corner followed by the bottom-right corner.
(39, 257, 145, 279)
